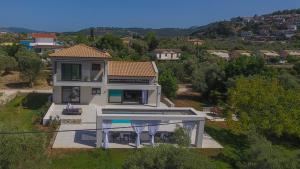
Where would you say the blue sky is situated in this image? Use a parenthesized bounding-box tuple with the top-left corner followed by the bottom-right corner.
(0, 0, 299, 32)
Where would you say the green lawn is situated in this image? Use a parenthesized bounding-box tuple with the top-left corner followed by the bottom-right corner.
(0, 93, 50, 130)
(50, 149, 132, 169)
(204, 122, 248, 168)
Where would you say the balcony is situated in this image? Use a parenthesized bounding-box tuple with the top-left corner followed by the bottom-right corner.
(53, 70, 104, 87)
(107, 83, 160, 91)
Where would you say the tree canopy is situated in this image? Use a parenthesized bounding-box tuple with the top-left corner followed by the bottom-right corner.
(144, 32, 158, 51)
(96, 34, 124, 51)
(123, 145, 216, 169)
(0, 50, 17, 73)
(238, 132, 300, 169)
(16, 49, 42, 87)
(227, 76, 300, 138)
(159, 70, 178, 99)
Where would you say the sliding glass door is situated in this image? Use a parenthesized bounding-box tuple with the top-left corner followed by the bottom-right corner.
(61, 63, 81, 81)
(62, 86, 80, 103)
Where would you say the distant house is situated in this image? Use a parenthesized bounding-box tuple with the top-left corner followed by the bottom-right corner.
(21, 33, 63, 54)
(241, 17, 254, 23)
(0, 31, 8, 35)
(283, 30, 296, 38)
(259, 29, 270, 36)
(280, 50, 300, 58)
(230, 50, 252, 59)
(187, 38, 204, 45)
(287, 24, 297, 31)
(259, 50, 280, 59)
(154, 49, 181, 60)
(30, 33, 57, 46)
(240, 31, 253, 37)
(207, 50, 230, 60)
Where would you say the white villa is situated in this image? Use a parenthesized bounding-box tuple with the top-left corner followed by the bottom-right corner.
(154, 49, 182, 60)
(43, 44, 221, 149)
(29, 33, 62, 53)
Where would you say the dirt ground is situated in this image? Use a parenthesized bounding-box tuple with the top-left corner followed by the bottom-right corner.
(176, 84, 201, 97)
(174, 84, 203, 111)
(0, 70, 52, 89)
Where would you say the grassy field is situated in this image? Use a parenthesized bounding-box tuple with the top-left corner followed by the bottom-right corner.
(0, 92, 50, 129)
(49, 149, 132, 169)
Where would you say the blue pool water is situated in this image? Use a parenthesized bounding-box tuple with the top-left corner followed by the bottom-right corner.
(112, 120, 131, 124)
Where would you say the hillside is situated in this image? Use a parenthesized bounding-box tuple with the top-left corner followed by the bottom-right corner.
(0, 27, 42, 33)
(76, 27, 198, 37)
(191, 8, 300, 39)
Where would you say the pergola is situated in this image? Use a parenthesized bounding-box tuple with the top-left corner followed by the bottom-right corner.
(96, 107, 206, 148)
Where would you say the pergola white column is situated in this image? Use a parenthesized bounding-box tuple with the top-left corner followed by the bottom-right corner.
(96, 115, 103, 148)
(195, 119, 205, 147)
(96, 107, 206, 148)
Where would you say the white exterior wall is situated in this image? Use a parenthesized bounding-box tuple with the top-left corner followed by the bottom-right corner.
(52, 58, 107, 105)
(35, 38, 55, 45)
(53, 86, 62, 103)
(156, 52, 181, 60)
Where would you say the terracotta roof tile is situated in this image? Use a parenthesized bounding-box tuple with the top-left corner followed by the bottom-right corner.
(154, 49, 182, 53)
(31, 33, 56, 38)
(108, 61, 156, 77)
(49, 44, 111, 58)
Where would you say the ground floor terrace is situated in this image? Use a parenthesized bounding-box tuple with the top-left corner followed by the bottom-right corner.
(53, 123, 222, 148)
(45, 104, 222, 149)
(52, 83, 161, 107)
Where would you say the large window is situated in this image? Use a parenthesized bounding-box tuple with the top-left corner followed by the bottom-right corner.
(62, 86, 80, 103)
(108, 90, 148, 104)
(61, 63, 81, 81)
(91, 64, 102, 82)
(108, 90, 122, 103)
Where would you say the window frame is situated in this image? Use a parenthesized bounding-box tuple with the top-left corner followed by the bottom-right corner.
(92, 88, 101, 95)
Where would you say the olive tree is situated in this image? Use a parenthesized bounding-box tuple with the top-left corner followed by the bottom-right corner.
(170, 126, 191, 147)
(159, 70, 178, 99)
(16, 49, 42, 87)
(0, 52, 17, 74)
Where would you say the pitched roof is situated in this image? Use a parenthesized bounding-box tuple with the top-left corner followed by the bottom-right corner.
(49, 44, 111, 58)
(154, 49, 182, 53)
(108, 61, 157, 77)
(31, 33, 56, 39)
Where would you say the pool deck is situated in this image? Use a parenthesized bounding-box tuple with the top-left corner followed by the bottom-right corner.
(47, 103, 222, 149)
(43, 103, 169, 125)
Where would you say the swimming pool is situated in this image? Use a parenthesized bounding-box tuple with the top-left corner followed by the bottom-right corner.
(112, 119, 131, 123)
